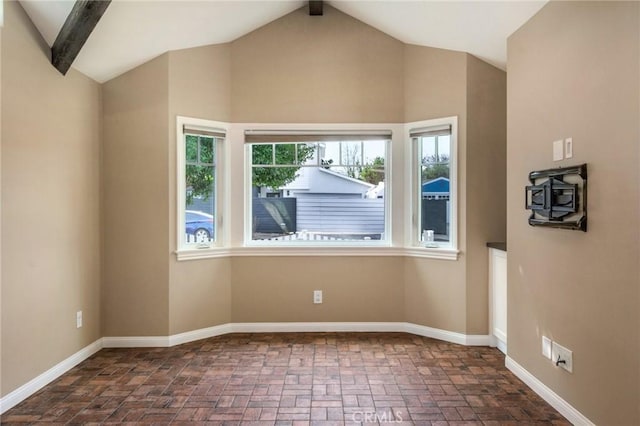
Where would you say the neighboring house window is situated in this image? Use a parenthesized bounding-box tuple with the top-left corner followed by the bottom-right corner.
(245, 131, 390, 245)
(177, 117, 226, 251)
(410, 118, 457, 250)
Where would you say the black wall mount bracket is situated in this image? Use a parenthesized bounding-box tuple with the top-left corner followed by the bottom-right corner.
(525, 164, 587, 231)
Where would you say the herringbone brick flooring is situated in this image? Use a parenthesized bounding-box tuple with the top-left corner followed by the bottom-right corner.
(1, 333, 569, 425)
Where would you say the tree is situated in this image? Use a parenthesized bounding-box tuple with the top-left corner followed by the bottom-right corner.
(359, 156, 385, 185)
(185, 135, 215, 205)
(421, 154, 449, 182)
(252, 143, 315, 190)
(185, 142, 316, 202)
(341, 143, 362, 179)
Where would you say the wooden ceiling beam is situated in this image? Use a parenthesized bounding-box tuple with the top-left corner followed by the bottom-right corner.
(309, 1, 323, 16)
(51, 0, 112, 76)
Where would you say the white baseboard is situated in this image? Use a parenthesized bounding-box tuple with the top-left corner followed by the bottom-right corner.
(405, 322, 491, 346)
(0, 339, 102, 415)
(169, 323, 234, 346)
(505, 356, 594, 426)
(102, 335, 169, 348)
(231, 322, 406, 334)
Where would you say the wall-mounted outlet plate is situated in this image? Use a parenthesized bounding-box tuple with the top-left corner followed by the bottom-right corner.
(553, 140, 564, 161)
(76, 310, 83, 328)
(551, 341, 573, 373)
(313, 290, 322, 304)
(542, 336, 552, 359)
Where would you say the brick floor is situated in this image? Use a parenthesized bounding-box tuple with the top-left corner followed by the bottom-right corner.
(1, 333, 570, 425)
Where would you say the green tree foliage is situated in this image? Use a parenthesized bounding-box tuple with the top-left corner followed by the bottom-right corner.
(421, 155, 449, 182)
(186, 135, 215, 205)
(359, 156, 385, 185)
(252, 143, 315, 189)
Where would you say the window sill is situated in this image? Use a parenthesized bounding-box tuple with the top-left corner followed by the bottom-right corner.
(404, 247, 459, 260)
(176, 247, 231, 261)
(176, 246, 459, 260)
(235, 244, 397, 257)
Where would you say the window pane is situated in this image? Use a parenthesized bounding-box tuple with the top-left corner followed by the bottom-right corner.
(437, 136, 450, 162)
(321, 142, 339, 166)
(199, 137, 214, 164)
(250, 140, 388, 243)
(297, 143, 316, 165)
(184, 135, 216, 244)
(340, 141, 362, 166)
(252, 144, 273, 165)
(420, 135, 450, 244)
(274, 143, 296, 165)
(186, 136, 198, 163)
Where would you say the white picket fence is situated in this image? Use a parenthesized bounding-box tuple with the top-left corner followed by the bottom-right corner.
(185, 234, 212, 244)
(263, 231, 376, 242)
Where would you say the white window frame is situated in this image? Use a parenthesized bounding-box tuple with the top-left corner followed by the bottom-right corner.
(243, 129, 393, 248)
(176, 116, 229, 260)
(405, 117, 459, 260)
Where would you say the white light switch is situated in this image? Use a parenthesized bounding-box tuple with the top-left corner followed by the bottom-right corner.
(565, 138, 573, 159)
(553, 140, 564, 161)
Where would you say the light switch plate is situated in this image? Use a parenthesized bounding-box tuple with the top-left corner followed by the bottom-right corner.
(565, 138, 573, 159)
(553, 140, 564, 161)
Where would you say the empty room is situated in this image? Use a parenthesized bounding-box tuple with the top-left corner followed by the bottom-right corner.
(1, 0, 638, 424)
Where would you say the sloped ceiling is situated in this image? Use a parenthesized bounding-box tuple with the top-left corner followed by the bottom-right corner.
(19, 1, 546, 83)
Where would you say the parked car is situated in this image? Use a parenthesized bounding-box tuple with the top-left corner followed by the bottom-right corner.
(185, 210, 214, 241)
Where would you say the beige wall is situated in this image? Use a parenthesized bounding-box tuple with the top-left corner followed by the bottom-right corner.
(507, 2, 639, 424)
(404, 46, 468, 334)
(465, 55, 506, 334)
(404, 257, 467, 332)
(230, 6, 404, 123)
(1, 1, 102, 396)
(102, 54, 170, 336)
(168, 45, 232, 123)
(228, 6, 408, 324)
(232, 257, 404, 323)
(99, 5, 505, 335)
(0, 11, 3, 401)
(167, 45, 232, 334)
(404, 45, 467, 123)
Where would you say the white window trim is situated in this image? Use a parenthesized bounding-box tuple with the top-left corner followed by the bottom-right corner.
(174, 121, 459, 261)
(405, 117, 459, 258)
(243, 126, 393, 248)
(175, 116, 229, 260)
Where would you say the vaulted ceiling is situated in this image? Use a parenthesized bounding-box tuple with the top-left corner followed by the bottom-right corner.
(19, 1, 547, 83)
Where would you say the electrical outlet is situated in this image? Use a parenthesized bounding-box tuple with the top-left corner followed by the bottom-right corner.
(313, 290, 322, 304)
(542, 336, 552, 359)
(76, 311, 83, 328)
(565, 138, 573, 159)
(551, 341, 573, 373)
